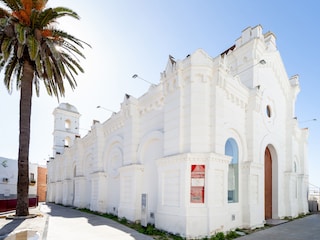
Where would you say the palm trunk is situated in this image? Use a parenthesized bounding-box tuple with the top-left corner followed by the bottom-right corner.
(16, 60, 34, 216)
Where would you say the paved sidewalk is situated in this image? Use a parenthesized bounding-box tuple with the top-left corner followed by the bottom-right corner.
(0, 206, 47, 240)
(238, 213, 320, 240)
(0, 203, 319, 240)
(43, 203, 153, 240)
(0, 203, 153, 240)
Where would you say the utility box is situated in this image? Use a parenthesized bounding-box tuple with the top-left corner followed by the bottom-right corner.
(141, 193, 148, 227)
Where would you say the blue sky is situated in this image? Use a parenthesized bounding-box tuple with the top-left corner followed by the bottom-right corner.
(0, 1, 319, 185)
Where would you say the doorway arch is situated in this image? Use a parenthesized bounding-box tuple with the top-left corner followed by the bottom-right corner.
(264, 145, 278, 220)
(264, 147, 272, 219)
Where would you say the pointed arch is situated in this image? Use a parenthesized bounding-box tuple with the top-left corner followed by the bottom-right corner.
(264, 146, 272, 219)
(263, 144, 279, 220)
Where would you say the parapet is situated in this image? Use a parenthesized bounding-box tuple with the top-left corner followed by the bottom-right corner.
(235, 25, 263, 47)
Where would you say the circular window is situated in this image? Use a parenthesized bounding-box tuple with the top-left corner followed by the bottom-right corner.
(266, 105, 271, 118)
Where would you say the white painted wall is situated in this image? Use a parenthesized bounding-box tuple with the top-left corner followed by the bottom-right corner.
(52, 103, 80, 157)
(47, 25, 309, 239)
(0, 157, 38, 197)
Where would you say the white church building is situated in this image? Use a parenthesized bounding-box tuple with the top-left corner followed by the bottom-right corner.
(47, 25, 309, 238)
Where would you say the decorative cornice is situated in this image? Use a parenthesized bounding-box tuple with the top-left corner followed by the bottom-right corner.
(157, 153, 231, 166)
(102, 116, 125, 136)
(90, 171, 107, 179)
(139, 96, 164, 115)
(119, 164, 144, 173)
(225, 91, 248, 109)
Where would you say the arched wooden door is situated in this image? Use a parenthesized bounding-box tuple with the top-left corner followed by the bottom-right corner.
(264, 147, 272, 219)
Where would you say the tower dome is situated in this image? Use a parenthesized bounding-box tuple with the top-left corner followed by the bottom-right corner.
(57, 103, 79, 113)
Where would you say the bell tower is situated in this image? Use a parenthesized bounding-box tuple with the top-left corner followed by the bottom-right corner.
(52, 103, 80, 157)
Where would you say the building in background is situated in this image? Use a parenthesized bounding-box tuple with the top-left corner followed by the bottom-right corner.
(0, 157, 46, 212)
(37, 166, 47, 202)
(47, 25, 309, 238)
(0, 157, 38, 199)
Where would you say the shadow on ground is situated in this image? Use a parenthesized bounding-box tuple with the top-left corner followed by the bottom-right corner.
(0, 219, 24, 239)
(44, 203, 153, 240)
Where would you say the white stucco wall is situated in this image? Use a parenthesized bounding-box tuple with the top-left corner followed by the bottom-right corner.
(0, 157, 38, 198)
(47, 25, 309, 239)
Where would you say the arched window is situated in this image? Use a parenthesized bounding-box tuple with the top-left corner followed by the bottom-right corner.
(65, 136, 71, 147)
(65, 119, 71, 129)
(225, 138, 239, 203)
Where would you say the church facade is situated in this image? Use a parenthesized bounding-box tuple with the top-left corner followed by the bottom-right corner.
(47, 25, 309, 238)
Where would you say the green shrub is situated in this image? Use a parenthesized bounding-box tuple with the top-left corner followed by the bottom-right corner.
(210, 232, 225, 240)
(225, 231, 239, 239)
(119, 217, 127, 224)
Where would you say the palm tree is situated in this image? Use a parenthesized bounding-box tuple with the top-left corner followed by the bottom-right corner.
(0, 0, 89, 216)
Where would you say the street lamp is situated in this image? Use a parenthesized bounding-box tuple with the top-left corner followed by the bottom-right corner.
(299, 118, 317, 124)
(132, 74, 155, 85)
(96, 106, 116, 114)
(233, 59, 266, 77)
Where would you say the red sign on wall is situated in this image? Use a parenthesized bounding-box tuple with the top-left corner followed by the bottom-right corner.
(190, 164, 205, 203)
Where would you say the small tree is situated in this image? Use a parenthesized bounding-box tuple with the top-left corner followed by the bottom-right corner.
(0, 0, 89, 216)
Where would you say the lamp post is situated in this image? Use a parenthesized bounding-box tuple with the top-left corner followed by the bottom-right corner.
(233, 59, 266, 77)
(299, 118, 317, 124)
(96, 106, 116, 114)
(132, 74, 155, 85)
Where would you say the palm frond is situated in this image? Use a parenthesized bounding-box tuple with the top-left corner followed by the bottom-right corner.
(37, 7, 79, 28)
(61, 40, 85, 59)
(14, 23, 26, 44)
(0, 0, 89, 99)
(34, 53, 42, 76)
(53, 29, 91, 48)
(45, 40, 61, 60)
(0, 56, 5, 71)
(1, 37, 12, 60)
(49, 76, 58, 97)
(37, 7, 54, 27)
(0, 0, 22, 11)
(64, 67, 77, 90)
(52, 7, 79, 20)
(33, 75, 40, 96)
(29, 8, 39, 29)
(61, 52, 84, 73)
(53, 69, 65, 97)
(14, 60, 22, 90)
(43, 54, 53, 79)
(26, 34, 39, 60)
(17, 42, 24, 58)
(3, 55, 18, 92)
